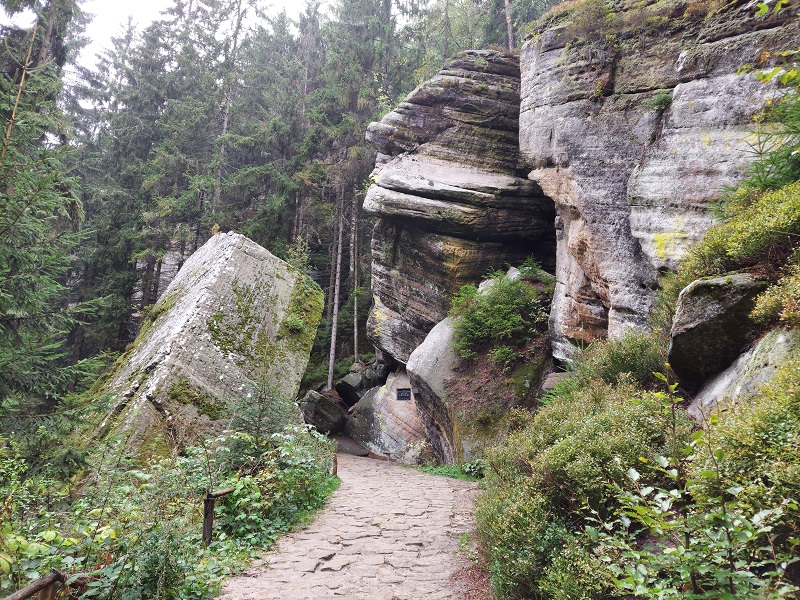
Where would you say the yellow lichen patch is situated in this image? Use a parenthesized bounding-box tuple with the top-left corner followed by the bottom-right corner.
(653, 230, 689, 261)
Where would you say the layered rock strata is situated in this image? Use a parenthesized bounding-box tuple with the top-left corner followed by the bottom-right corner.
(98, 232, 323, 456)
(520, 1, 800, 359)
(365, 50, 557, 363)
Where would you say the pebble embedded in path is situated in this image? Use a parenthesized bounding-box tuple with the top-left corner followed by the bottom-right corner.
(217, 453, 479, 600)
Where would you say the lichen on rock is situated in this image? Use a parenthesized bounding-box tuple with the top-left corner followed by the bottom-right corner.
(96, 232, 324, 458)
(521, 1, 800, 360)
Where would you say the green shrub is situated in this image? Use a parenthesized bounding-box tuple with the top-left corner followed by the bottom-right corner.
(284, 315, 305, 333)
(591, 363, 800, 597)
(449, 273, 549, 363)
(538, 535, 613, 600)
(644, 90, 672, 113)
(752, 251, 800, 327)
(552, 330, 666, 395)
(0, 426, 337, 597)
(691, 357, 800, 538)
(652, 182, 800, 334)
(477, 377, 692, 598)
(462, 458, 486, 479)
(476, 485, 573, 598)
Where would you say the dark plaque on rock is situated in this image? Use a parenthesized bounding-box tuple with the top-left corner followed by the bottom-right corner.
(397, 388, 412, 401)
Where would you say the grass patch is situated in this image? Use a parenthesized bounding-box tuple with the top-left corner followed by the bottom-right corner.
(416, 459, 485, 481)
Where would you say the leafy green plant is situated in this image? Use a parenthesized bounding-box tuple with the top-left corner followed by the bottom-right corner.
(591, 367, 800, 597)
(449, 272, 549, 363)
(416, 462, 482, 481)
(476, 374, 692, 598)
(462, 458, 486, 479)
(644, 90, 672, 113)
(0, 425, 337, 598)
(284, 316, 305, 334)
(548, 330, 666, 399)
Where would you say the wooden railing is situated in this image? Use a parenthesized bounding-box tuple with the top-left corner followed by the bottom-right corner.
(202, 487, 235, 546)
(3, 571, 64, 600)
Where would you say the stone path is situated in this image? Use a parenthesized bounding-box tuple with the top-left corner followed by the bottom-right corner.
(218, 453, 480, 600)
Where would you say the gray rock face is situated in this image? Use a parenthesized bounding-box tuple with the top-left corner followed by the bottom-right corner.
(406, 318, 459, 463)
(98, 232, 324, 456)
(689, 327, 800, 420)
(301, 390, 346, 435)
(668, 273, 767, 391)
(365, 50, 557, 363)
(343, 370, 432, 464)
(520, 3, 800, 359)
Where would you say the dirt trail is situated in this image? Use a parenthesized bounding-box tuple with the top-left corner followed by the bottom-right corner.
(218, 453, 480, 600)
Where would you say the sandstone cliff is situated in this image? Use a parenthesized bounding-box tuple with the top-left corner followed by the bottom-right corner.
(521, 0, 800, 359)
(364, 50, 556, 363)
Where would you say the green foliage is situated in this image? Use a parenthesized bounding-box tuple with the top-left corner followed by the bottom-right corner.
(691, 357, 800, 542)
(416, 458, 485, 481)
(644, 90, 673, 113)
(687, 183, 800, 274)
(550, 330, 666, 397)
(461, 458, 486, 479)
(476, 486, 577, 598)
(477, 372, 692, 597)
(652, 182, 800, 333)
(0, 426, 337, 597)
(591, 367, 800, 597)
(449, 273, 549, 363)
(752, 250, 800, 326)
(0, 24, 103, 401)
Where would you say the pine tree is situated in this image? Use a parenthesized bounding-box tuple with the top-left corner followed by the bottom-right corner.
(0, 1, 96, 400)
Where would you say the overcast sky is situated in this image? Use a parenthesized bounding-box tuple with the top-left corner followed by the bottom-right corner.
(79, 0, 309, 69)
(2, 1, 312, 71)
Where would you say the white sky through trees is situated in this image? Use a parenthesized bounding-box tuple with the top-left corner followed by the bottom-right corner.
(80, 0, 311, 68)
(2, 0, 314, 70)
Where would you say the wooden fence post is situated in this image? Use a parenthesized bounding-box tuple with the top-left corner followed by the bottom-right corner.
(201, 487, 235, 547)
(202, 493, 215, 546)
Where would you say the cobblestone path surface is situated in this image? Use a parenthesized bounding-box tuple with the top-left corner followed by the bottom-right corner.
(218, 453, 480, 600)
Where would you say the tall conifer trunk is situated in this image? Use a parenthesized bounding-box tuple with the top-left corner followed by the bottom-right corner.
(350, 191, 359, 364)
(504, 0, 514, 50)
(327, 186, 346, 390)
(211, 0, 244, 216)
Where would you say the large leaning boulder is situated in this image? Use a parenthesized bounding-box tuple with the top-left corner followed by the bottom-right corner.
(97, 232, 324, 457)
(344, 370, 432, 463)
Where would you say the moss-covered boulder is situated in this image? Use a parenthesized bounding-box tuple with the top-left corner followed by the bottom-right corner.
(690, 327, 800, 420)
(668, 272, 767, 391)
(301, 390, 346, 435)
(97, 232, 324, 457)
